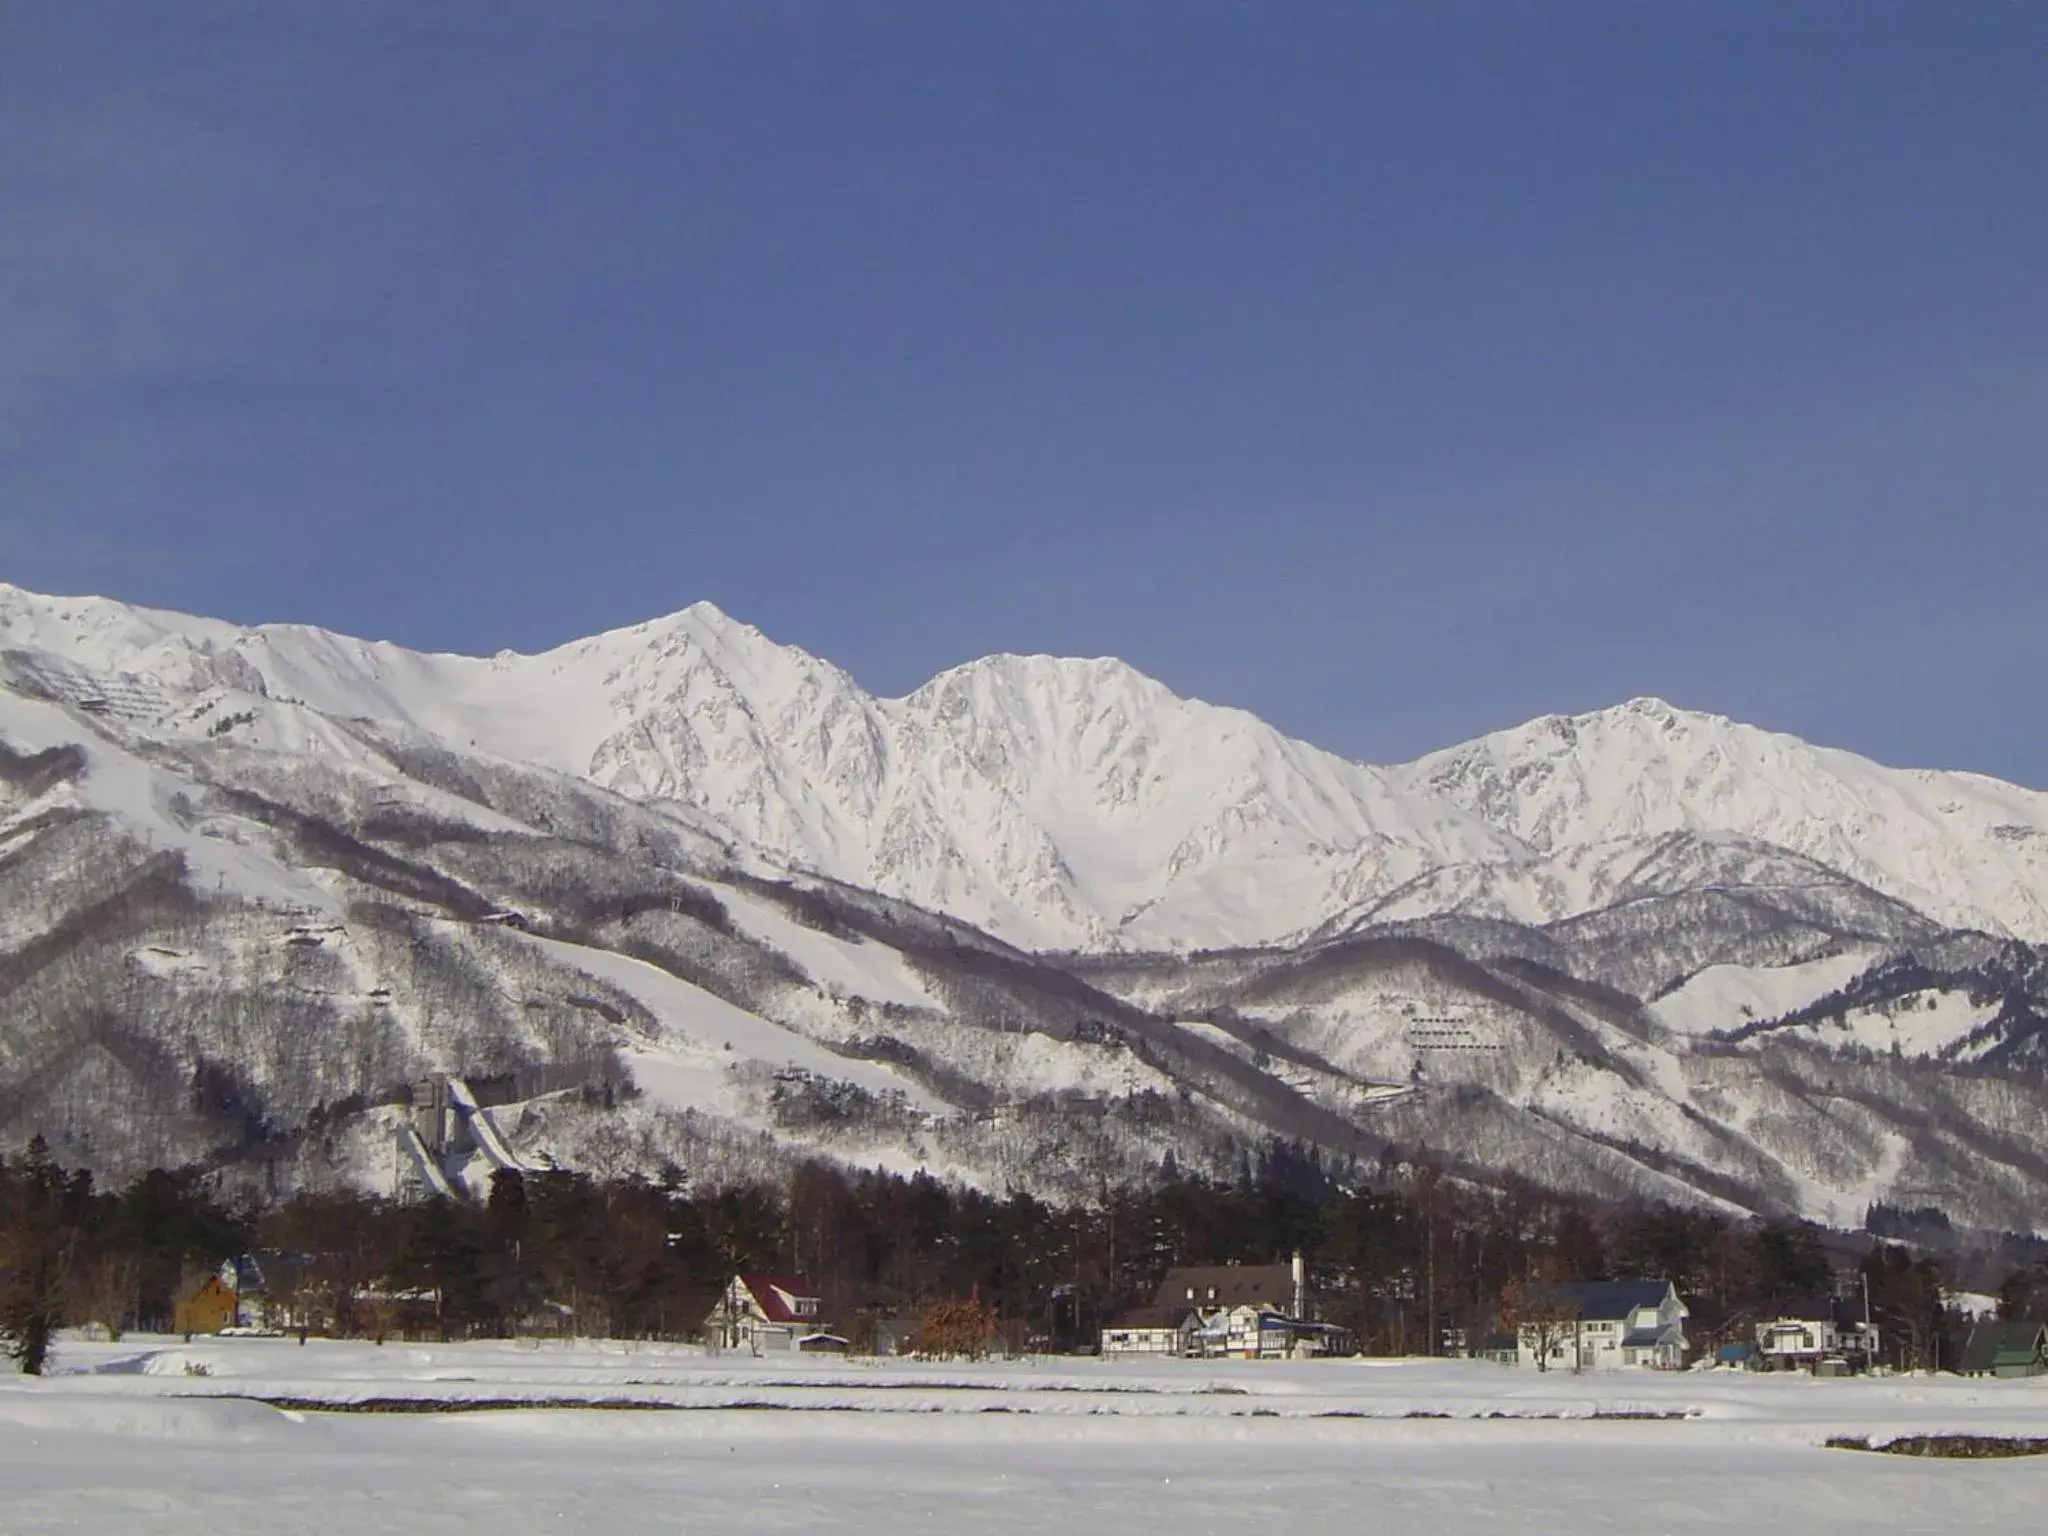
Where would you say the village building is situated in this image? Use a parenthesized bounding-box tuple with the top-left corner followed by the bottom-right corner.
(172, 1272, 239, 1336)
(1471, 1331, 1522, 1366)
(1959, 1320, 2048, 1378)
(170, 1256, 295, 1335)
(702, 1274, 829, 1353)
(1515, 1280, 1689, 1371)
(1754, 1296, 1879, 1374)
(1098, 1304, 1194, 1357)
(1100, 1255, 1351, 1360)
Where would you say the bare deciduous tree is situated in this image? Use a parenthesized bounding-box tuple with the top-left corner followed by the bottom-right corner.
(916, 1297, 999, 1360)
(1500, 1279, 1580, 1373)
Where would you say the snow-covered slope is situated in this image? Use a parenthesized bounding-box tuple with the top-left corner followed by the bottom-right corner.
(1650, 952, 1878, 1039)
(8, 583, 2048, 951)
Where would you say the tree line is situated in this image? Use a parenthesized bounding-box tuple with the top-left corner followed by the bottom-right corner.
(6, 1134, 2044, 1374)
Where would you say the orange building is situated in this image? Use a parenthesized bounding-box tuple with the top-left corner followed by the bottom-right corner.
(172, 1274, 238, 1336)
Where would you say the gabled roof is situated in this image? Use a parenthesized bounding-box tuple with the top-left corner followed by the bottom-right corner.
(1153, 1263, 1295, 1312)
(1525, 1280, 1677, 1322)
(1104, 1304, 1191, 1332)
(735, 1274, 821, 1324)
(177, 1273, 234, 1303)
(1960, 1320, 2048, 1374)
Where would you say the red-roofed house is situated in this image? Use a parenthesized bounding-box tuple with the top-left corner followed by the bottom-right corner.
(702, 1274, 828, 1353)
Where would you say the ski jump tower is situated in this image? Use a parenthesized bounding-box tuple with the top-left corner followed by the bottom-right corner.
(397, 1072, 534, 1200)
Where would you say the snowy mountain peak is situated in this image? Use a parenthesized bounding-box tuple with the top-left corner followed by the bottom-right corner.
(572, 598, 758, 650)
(1402, 696, 2048, 940)
(1613, 694, 1714, 724)
(904, 652, 1212, 772)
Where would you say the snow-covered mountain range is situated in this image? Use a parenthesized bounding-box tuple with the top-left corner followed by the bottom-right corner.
(4, 579, 2047, 1229)
(6, 581, 2047, 952)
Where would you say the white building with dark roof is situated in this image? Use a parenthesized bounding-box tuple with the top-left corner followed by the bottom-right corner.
(1516, 1280, 1689, 1371)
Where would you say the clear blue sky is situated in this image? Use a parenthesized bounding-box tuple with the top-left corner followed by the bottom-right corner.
(4, 2, 2044, 779)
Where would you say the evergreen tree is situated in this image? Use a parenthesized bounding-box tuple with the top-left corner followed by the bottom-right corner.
(0, 1137, 81, 1375)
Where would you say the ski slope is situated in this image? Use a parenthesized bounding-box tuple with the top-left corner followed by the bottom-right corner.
(0, 688, 340, 914)
(519, 935, 943, 1113)
(395, 1125, 456, 1200)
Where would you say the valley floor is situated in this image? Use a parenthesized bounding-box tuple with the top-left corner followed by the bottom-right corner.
(5, 1339, 2047, 1533)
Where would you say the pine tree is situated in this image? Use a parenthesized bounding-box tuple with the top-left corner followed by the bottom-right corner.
(0, 1137, 80, 1375)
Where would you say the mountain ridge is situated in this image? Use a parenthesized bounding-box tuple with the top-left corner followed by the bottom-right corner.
(6, 580, 2046, 951)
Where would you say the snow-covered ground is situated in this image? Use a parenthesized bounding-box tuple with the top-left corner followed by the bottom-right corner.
(5, 1339, 2046, 1533)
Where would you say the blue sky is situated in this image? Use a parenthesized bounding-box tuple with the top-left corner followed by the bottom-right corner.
(4, 2, 2044, 778)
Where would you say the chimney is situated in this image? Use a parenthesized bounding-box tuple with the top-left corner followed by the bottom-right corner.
(1291, 1250, 1307, 1320)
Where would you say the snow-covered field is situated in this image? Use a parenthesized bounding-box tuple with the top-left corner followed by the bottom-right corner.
(5, 1339, 2046, 1533)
